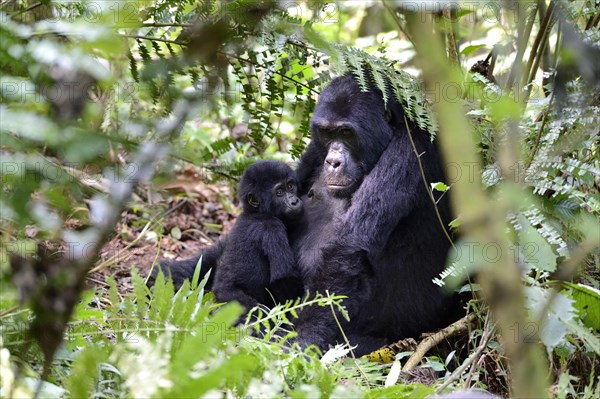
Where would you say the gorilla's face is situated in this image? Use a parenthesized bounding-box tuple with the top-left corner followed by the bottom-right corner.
(310, 75, 398, 198)
(239, 160, 303, 221)
(308, 122, 364, 197)
(271, 177, 304, 221)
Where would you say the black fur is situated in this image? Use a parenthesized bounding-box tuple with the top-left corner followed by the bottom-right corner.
(290, 179, 349, 287)
(211, 160, 303, 311)
(292, 75, 461, 355)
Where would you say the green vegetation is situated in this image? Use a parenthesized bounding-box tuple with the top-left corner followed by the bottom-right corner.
(1, 1, 598, 398)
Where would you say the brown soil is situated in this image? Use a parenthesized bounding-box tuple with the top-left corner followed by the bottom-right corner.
(90, 176, 237, 295)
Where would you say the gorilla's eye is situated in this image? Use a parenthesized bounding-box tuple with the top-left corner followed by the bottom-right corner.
(287, 181, 295, 190)
(339, 128, 352, 136)
(307, 189, 314, 199)
(276, 188, 284, 197)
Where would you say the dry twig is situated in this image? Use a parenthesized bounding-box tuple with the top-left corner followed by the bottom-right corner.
(402, 313, 477, 372)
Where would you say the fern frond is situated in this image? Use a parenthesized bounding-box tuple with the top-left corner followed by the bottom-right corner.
(522, 207, 570, 258)
(331, 44, 438, 136)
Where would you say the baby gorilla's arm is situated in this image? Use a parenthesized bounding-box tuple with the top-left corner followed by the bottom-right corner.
(261, 221, 297, 283)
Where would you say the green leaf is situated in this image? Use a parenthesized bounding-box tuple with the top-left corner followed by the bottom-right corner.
(166, 353, 257, 398)
(164, 303, 245, 398)
(563, 282, 600, 330)
(191, 255, 204, 288)
(366, 384, 434, 399)
(170, 226, 182, 240)
(561, 317, 600, 354)
(525, 286, 577, 353)
(460, 44, 487, 56)
(434, 236, 490, 289)
(169, 302, 243, 378)
(430, 182, 449, 192)
(131, 268, 150, 317)
(517, 215, 558, 272)
(148, 267, 175, 323)
(66, 346, 108, 398)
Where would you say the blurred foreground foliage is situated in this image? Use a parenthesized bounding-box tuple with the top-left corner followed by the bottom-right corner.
(0, 0, 599, 398)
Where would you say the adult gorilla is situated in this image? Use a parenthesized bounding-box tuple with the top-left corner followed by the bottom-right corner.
(149, 73, 461, 355)
(291, 74, 460, 355)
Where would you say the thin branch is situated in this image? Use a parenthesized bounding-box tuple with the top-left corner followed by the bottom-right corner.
(443, 8, 460, 68)
(592, 13, 600, 28)
(402, 313, 477, 372)
(25, 2, 42, 12)
(286, 38, 320, 53)
(525, 94, 554, 169)
(404, 115, 456, 249)
(552, 19, 562, 70)
(0, 306, 19, 318)
(506, 3, 539, 90)
(327, 293, 371, 389)
(141, 23, 193, 28)
(220, 51, 320, 95)
(464, 316, 492, 388)
(121, 34, 320, 95)
(382, 1, 416, 48)
(434, 316, 492, 393)
(122, 34, 182, 44)
(523, 1, 556, 92)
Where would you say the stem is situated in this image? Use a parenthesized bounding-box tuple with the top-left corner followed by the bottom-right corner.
(523, 1, 556, 92)
(121, 34, 320, 95)
(506, 3, 538, 90)
(404, 115, 456, 249)
(464, 316, 492, 388)
(434, 316, 492, 392)
(443, 8, 460, 68)
(123, 34, 181, 44)
(525, 95, 553, 169)
(382, 1, 416, 49)
(328, 294, 371, 389)
(141, 23, 193, 28)
(221, 51, 320, 95)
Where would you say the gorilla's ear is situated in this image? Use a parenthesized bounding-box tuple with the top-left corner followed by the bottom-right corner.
(247, 193, 259, 208)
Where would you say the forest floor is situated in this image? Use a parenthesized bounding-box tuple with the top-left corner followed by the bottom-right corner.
(90, 167, 237, 296)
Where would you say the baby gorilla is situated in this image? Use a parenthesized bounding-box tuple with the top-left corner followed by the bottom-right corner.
(212, 160, 304, 313)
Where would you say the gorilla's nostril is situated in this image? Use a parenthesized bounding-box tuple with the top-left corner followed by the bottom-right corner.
(326, 157, 342, 169)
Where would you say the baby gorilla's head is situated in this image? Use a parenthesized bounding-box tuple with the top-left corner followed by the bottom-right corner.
(238, 160, 304, 221)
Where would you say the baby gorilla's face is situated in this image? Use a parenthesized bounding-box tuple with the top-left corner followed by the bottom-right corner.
(272, 177, 303, 221)
(239, 160, 303, 219)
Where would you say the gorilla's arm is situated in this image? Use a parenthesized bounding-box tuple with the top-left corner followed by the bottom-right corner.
(341, 131, 422, 257)
(262, 223, 297, 283)
(296, 141, 326, 195)
(147, 237, 227, 290)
